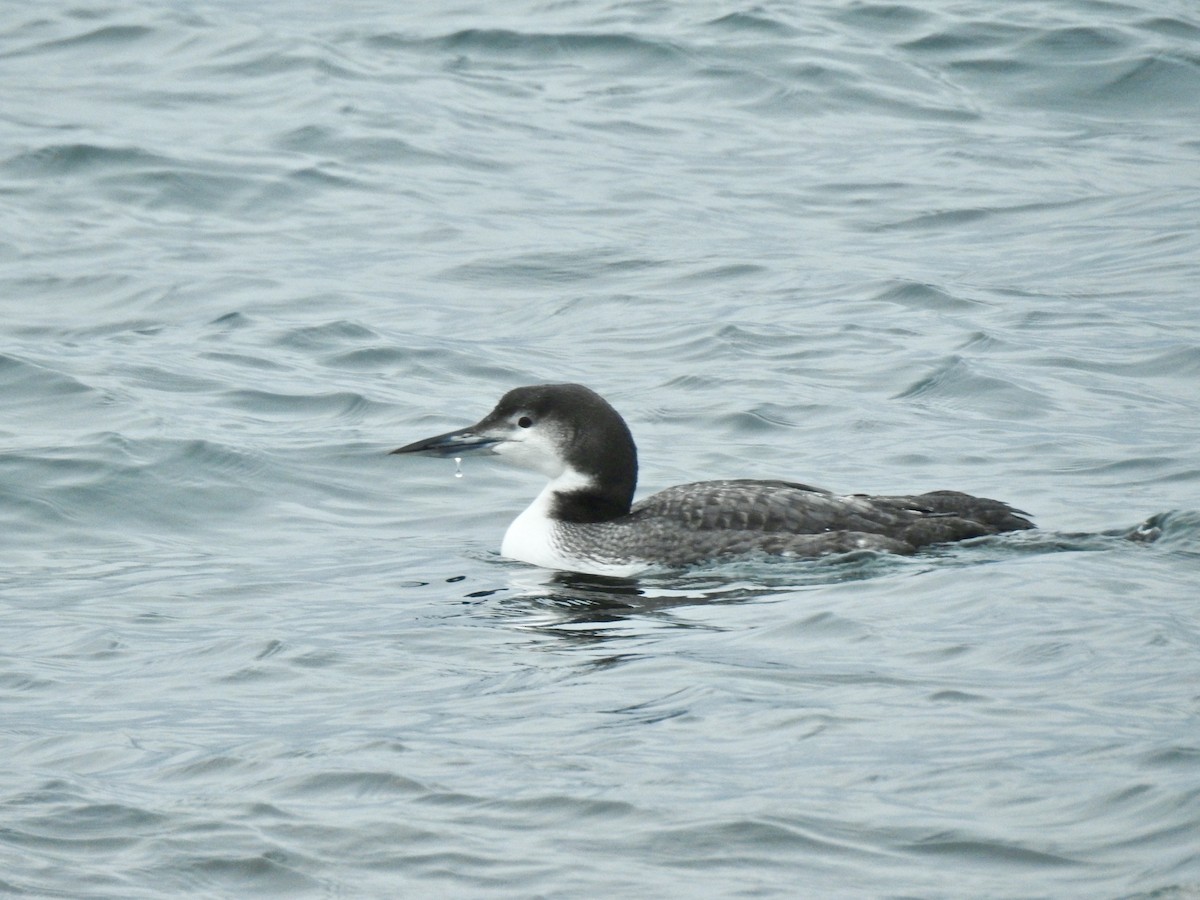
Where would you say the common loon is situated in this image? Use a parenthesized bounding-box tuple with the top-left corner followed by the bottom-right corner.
(392, 383, 1034, 577)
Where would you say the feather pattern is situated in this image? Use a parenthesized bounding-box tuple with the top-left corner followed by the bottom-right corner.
(556, 479, 1033, 569)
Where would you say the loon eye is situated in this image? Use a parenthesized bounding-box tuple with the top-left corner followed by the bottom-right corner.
(517, 416, 533, 429)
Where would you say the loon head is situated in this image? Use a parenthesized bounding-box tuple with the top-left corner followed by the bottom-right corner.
(392, 383, 638, 523)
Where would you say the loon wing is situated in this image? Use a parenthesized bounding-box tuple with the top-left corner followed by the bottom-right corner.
(630, 479, 1033, 551)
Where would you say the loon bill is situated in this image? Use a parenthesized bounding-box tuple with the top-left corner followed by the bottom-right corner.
(391, 383, 1034, 577)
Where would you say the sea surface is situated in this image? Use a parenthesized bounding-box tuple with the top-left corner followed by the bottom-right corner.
(2, 1, 1199, 897)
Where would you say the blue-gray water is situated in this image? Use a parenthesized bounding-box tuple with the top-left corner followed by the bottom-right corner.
(3, 1, 1199, 897)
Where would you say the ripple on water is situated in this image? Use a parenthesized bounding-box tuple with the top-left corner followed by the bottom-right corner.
(2, 143, 174, 178)
(1, 433, 273, 550)
(222, 388, 381, 421)
(893, 355, 1053, 419)
(0, 353, 96, 417)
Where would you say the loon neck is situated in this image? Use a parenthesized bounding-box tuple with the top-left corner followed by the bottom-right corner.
(552, 489, 629, 524)
(545, 466, 633, 524)
(550, 391, 638, 523)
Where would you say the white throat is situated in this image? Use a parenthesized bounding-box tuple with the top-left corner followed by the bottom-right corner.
(500, 467, 590, 569)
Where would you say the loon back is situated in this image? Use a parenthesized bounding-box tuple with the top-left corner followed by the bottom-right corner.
(610, 479, 1032, 568)
(391, 383, 1034, 576)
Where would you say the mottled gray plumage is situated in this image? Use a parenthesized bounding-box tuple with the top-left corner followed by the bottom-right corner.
(393, 383, 1034, 574)
(564, 479, 1033, 568)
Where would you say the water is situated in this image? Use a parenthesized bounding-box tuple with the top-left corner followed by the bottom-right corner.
(2, 0, 1199, 896)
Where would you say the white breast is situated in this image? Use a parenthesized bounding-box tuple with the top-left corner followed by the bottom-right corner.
(499, 468, 648, 577)
(501, 482, 564, 569)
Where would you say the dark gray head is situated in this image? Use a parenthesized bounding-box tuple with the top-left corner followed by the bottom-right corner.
(392, 383, 638, 523)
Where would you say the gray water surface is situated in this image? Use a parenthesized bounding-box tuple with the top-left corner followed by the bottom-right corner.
(2, 1, 1199, 897)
